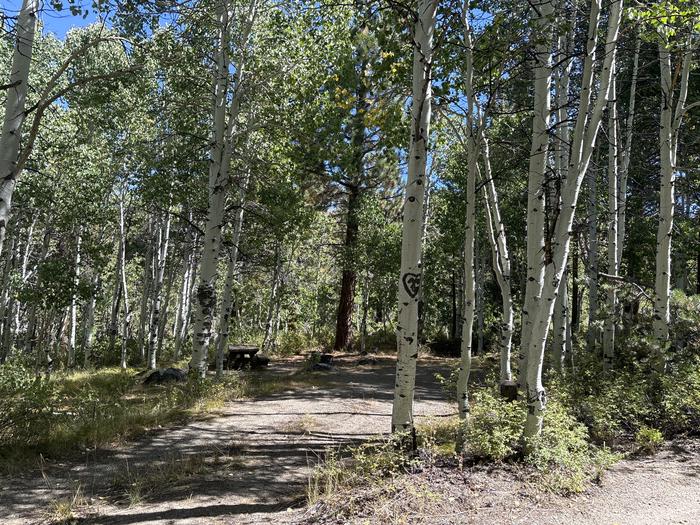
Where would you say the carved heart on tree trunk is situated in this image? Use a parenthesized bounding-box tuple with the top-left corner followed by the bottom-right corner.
(402, 272, 421, 299)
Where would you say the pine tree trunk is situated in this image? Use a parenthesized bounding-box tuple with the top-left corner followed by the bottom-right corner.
(392, 0, 438, 437)
(0, 0, 38, 253)
(334, 185, 360, 352)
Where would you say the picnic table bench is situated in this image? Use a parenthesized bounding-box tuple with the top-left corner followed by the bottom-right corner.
(226, 345, 260, 370)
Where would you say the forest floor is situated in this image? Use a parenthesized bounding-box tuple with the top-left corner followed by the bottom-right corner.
(0, 354, 698, 525)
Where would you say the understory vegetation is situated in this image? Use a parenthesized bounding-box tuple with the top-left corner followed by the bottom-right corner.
(1, 0, 699, 522)
(306, 294, 700, 511)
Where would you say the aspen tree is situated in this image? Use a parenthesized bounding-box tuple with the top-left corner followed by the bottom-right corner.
(480, 137, 514, 393)
(524, 0, 623, 439)
(0, 0, 38, 254)
(215, 171, 250, 376)
(654, 36, 694, 346)
(518, 0, 554, 391)
(391, 0, 438, 436)
(190, 0, 258, 376)
(603, 72, 619, 368)
(456, 0, 479, 428)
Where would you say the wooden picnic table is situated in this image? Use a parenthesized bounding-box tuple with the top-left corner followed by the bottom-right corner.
(227, 345, 260, 370)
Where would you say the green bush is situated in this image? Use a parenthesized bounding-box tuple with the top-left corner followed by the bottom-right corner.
(275, 331, 315, 355)
(659, 357, 700, 434)
(462, 388, 524, 461)
(635, 426, 664, 454)
(0, 360, 58, 445)
(525, 397, 621, 493)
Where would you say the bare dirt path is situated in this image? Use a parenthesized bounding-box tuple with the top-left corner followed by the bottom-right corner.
(1, 355, 698, 525)
(0, 355, 454, 525)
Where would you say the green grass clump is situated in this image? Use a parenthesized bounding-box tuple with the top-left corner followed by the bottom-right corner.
(0, 361, 243, 471)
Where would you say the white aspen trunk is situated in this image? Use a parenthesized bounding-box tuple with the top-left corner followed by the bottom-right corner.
(0, 237, 17, 361)
(118, 197, 131, 369)
(15, 216, 36, 344)
(147, 211, 171, 369)
(455, 0, 479, 434)
(392, 0, 438, 436)
(551, 273, 568, 371)
(137, 217, 153, 360)
(360, 271, 370, 354)
(524, 0, 622, 440)
(190, 0, 257, 376)
(653, 39, 692, 346)
(262, 246, 282, 354)
(157, 261, 176, 357)
(81, 273, 98, 368)
(0, 0, 38, 254)
(617, 34, 640, 263)
(67, 229, 82, 368)
(603, 72, 619, 369)
(550, 2, 574, 373)
(481, 137, 514, 390)
(25, 225, 51, 356)
(586, 152, 600, 353)
(518, 0, 555, 392)
(174, 233, 196, 360)
(476, 241, 485, 356)
(215, 172, 250, 376)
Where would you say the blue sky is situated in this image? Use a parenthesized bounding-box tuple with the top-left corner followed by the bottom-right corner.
(3, 0, 99, 38)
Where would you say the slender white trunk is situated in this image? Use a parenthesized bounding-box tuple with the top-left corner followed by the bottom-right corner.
(190, 0, 258, 376)
(392, 0, 438, 436)
(119, 197, 131, 369)
(67, 229, 82, 368)
(654, 39, 692, 346)
(617, 34, 640, 264)
(603, 72, 619, 368)
(137, 218, 153, 360)
(0, 0, 38, 253)
(551, 272, 568, 371)
(481, 137, 514, 388)
(157, 262, 176, 357)
(586, 153, 600, 352)
(215, 172, 250, 376)
(550, 2, 574, 373)
(456, 1, 478, 427)
(147, 211, 171, 369)
(174, 230, 197, 359)
(25, 225, 51, 356)
(262, 246, 283, 354)
(82, 273, 98, 367)
(524, 0, 622, 439)
(518, 0, 555, 392)
(0, 237, 17, 361)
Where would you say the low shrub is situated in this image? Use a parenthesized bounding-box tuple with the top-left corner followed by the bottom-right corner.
(635, 426, 664, 454)
(462, 388, 524, 461)
(524, 397, 621, 493)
